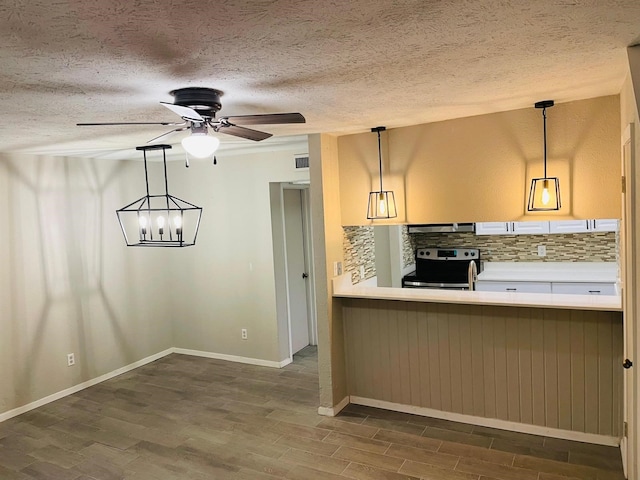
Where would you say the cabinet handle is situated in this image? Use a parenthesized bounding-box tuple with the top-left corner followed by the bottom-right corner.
(588, 290, 601, 294)
(506, 288, 517, 291)
(623, 359, 633, 369)
(505, 222, 510, 232)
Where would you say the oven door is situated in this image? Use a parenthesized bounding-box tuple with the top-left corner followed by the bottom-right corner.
(402, 272, 470, 290)
(403, 279, 470, 290)
(415, 259, 477, 285)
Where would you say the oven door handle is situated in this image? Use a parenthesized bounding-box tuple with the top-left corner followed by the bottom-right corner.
(468, 261, 478, 291)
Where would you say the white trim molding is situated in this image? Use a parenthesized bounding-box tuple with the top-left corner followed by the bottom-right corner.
(0, 348, 174, 423)
(317, 396, 349, 417)
(350, 396, 620, 447)
(173, 348, 292, 368)
(0, 347, 296, 424)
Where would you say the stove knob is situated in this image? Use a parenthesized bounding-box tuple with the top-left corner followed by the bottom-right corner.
(464, 252, 469, 256)
(471, 252, 476, 256)
(425, 251, 430, 256)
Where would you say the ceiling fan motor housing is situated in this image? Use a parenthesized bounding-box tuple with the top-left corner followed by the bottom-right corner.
(170, 87, 223, 118)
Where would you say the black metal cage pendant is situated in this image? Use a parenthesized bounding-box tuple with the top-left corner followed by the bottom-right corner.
(116, 145, 203, 247)
(527, 100, 561, 212)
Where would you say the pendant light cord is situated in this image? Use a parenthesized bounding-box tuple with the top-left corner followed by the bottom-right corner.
(543, 106, 548, 179)
(377, 129, 383, 191)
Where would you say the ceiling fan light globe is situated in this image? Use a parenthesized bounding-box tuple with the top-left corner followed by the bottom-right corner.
(181, 133, 220, 159)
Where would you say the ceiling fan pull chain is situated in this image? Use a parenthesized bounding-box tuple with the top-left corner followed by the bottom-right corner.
(213, 156, 217, 165)
(185, 153, 190, 168)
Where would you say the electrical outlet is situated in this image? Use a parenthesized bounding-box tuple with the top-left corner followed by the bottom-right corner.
(332, 261, 344, 276)
(360, 266, 365, 279)
(538, 245, 547, 257)
(67, 353, 75, 367)
(241, 328, 248, 340)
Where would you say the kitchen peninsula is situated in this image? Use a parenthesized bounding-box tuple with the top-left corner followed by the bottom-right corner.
(333, 274, 623, 445)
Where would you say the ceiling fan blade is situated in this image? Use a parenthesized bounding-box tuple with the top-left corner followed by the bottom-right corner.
(219, 124, 273, 141)
(220, 113, 305, 125)
(147, 127, 188, 144)
(77, 121, 185, 126)
(160, 102, 204, 122)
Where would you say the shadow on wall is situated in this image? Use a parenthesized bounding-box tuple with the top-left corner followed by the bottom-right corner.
(2, 155, 135, 407)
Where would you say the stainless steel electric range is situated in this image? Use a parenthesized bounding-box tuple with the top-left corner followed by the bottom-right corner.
(402, 247, 481, 290)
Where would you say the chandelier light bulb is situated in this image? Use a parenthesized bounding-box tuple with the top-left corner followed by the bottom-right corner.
(541, 185, 550, 205)
(173, 215, 183, 235)
(379, 193, 386, 214)
(157, 215, 166, 235)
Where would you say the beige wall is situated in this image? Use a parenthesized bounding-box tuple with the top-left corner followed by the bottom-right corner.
(309, 134, 348, 410)
(167, 146, 310, 362)
(0, 143, 311, 417)
(0, 154, 174, 414)
(339, 96, 621, 225)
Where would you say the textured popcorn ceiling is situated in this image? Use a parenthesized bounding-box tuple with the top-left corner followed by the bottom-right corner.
(1, 0, 639, 159)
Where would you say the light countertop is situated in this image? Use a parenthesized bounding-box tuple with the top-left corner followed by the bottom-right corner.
(476, 262, 618, 283)
(332, 274, 622, 312)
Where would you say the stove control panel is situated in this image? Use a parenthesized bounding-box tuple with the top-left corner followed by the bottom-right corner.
(416, 248, 479, 260)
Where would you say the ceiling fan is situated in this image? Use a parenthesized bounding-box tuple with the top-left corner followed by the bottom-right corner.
(77, 87, 306, 160)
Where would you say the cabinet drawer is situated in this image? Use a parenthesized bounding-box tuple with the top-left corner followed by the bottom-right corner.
(475, 281, 552, 293)
(551, 283, 616, 295)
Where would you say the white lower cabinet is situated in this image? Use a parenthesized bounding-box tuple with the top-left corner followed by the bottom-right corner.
(551, 282, 617, 295)
(476, 280, 616, 295)
(475, 281, 552, 293)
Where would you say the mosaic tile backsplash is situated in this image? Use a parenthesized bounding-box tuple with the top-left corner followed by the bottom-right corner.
(343, 226, 376, 284)
(344, 226, 617, 284)
(409, 231, 617, 263)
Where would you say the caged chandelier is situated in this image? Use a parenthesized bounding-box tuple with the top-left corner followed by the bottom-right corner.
(527, 100, 561, 211)
(116, 144, 202, 247)
(367, 126, 397, 220)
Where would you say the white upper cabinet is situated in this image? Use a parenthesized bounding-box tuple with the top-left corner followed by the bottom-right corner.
(475, 221, 549, 235)
(511, 221, 550, 235)
(592, 219, 619, 232)
(475, 222, 511, 235)
(548, 220, 591, 234)
(548, 219, 619, 234)
(477, 219, 619, 236)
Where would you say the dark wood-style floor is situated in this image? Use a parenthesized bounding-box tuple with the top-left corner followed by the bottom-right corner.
(0, 346, 625, 479)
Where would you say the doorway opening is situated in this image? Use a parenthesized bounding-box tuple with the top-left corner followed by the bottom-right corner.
(270, 183, 317, 363)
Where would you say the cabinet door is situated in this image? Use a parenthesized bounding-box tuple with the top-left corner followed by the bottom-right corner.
(512, 221, 550, 235)
(551, 282, 617, 295)
(549, 220, 590, 234)
(475, 281, 552, 293)
(475, 222, 510, 235)
(592, 219, 619, 232)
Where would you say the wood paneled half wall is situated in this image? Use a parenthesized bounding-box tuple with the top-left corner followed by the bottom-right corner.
(342, 299, 623, 441)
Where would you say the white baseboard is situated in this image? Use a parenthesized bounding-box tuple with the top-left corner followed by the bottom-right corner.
(0, 348, 174, 423)
(350, 396, 620, 447)
(0, 347, 295, 424)
(173, 348, 291, 368)
(317, 395, 349, 417)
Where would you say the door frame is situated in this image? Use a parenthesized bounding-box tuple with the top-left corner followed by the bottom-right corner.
(621, 122, 637, 478)
(280, 183, 317, 359)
